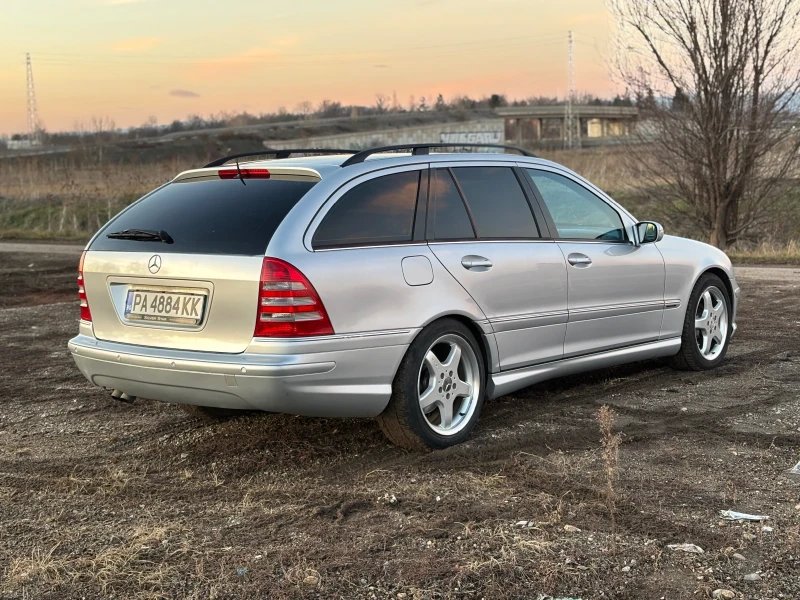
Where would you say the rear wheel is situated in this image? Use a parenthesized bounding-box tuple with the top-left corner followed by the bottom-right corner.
(670, 273, 732, 371)
(377, 319, 486, 450)
(179, 404, 248, 420)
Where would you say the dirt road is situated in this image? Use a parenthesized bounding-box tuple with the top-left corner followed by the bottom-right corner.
(0, 251, 798, 599)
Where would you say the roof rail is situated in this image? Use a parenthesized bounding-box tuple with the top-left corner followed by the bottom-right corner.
(340, 143, 536, 167)
(203, 149, 356, 168)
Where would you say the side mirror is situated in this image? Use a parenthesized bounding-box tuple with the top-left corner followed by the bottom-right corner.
(636, 221, 664, 245)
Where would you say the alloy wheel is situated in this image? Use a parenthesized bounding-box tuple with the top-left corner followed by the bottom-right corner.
(417, 334, 481, 436)
(694, 285, 728, 361)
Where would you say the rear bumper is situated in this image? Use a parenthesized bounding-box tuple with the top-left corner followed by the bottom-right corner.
(68, 332, 411, 418)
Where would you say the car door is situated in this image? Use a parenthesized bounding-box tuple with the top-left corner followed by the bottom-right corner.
(522, 167, 665, 357)
(427, 163, 568, 370)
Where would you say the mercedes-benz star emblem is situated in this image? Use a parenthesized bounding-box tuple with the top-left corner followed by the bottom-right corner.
(148, 255, 162, 274)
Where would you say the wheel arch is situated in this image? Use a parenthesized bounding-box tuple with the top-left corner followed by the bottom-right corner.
(698, 266, 735, 306)
(409, 313, 496, 378)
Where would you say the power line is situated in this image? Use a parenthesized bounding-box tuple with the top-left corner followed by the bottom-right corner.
(17, 38, 568, 69)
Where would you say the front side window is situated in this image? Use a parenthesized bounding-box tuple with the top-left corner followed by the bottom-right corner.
(313, 171, 420, 248)
(525, 170, 626, 241)
(451, 166, 539, 239)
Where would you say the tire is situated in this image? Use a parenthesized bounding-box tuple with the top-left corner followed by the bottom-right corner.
(377, 318, 486, 451)
(179, 404, 247, 420)
(670, 272, 732, 371)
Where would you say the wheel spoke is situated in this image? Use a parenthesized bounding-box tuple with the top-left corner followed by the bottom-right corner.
(701, 290, 713, 312)
(442, 342, 462, 371)
(712, 329, 724, 346)
(438, 397, 455, 429)
(455, 378, 473, 398)
(695, 316, 709, 332)
(700, 330, 711, 355)
(419, 383, 438, 412)
(424, 350, 442, 375)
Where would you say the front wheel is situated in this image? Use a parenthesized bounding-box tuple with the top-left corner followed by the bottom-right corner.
(377, 319, 486, 450)
(670, 273, 732, 370)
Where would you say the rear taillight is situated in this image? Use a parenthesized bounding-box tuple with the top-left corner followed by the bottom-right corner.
(254, 258, 333, 338)
(78, 251, 92, 322)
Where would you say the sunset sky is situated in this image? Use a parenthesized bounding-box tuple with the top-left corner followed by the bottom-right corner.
(0, 0, 617, 135)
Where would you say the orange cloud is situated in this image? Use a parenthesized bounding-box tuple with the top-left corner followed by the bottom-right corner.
(191, 39, 301, 78)
(112, 37, 161, 52)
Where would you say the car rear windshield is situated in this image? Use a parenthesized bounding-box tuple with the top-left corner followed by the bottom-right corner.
(90, 177, 317, 255)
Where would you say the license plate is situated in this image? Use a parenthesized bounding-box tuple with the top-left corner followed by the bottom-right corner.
(124, 290, 206, 325)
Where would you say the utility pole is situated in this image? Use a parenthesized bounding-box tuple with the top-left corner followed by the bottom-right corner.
(564, 31, 580, 150)
(26, 53, 41, 145)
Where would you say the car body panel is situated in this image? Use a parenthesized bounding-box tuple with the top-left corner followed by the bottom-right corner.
(82, 251, 263, 353)
(655, 235, 738, 339)
(429, 240, 568, 369)
(558, 241, 666, 357)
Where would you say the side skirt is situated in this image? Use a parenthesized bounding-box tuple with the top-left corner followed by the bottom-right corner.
(488, 338, 681, 399)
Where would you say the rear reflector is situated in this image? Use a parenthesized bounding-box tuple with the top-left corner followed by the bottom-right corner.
(254, 258, 334, 338)
(78, 251, 92, 322)
(218, 168, 270, 180)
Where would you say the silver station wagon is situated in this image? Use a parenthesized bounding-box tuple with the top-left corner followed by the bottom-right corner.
(69, 144, 739, 450)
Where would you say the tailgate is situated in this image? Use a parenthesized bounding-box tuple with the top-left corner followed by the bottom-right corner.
(83, 251, 262, 353)
(81, 174, 319, 353)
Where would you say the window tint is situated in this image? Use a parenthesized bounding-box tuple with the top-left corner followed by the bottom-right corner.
(452, 167, 538, 239)
(526, 170, 626, 241)
(313, 171, 420, 248)
(431, 169, 475, 240)
(90, 177, 317, 255)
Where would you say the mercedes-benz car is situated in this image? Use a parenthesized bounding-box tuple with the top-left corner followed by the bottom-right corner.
(69, 144, 739, 450)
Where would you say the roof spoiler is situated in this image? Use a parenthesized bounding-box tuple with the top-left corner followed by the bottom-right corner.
(340, 143, 536, 167)
(203, 149, 357, 168)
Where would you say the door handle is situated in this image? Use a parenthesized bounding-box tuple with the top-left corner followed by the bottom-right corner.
(567, 253, 592, 266)
(461, 255, 493, 271)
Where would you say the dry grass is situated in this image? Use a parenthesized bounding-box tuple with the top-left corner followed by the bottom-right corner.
(537, 147, 642, 193)
(0, 157, 193, 238)
(5, 525, 192, 598)
(729, 239, 800, 264)
(597, 406, 621, 554)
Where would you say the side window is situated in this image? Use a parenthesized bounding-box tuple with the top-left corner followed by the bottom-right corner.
(431, 169, 475, 240)
(525, 170, 626, 241)
(451, 166, 539, 239)
(313, 171, 420, 248)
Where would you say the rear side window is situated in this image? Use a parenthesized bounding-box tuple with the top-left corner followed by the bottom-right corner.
(431, 169, 475, 240)
(313, 171, 420, 248)
(90, 177, 317, 255)
(451, 167, 539, 239)
(525, 170, 626, 241)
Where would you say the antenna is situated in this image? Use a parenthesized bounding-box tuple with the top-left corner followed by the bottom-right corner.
(26, 53, 41, 145)
(564, 31, 581, 150)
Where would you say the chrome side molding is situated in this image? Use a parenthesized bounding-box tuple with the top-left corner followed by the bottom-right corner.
(488, 338, 682, 399)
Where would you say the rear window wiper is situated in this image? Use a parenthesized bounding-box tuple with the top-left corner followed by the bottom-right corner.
(106, 229, 174, 243)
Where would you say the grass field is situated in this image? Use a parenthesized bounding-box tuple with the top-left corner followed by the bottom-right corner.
(1, 144, 799, 261)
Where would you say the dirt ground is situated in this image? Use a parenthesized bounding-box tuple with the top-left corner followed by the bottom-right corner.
(0, 249, 799, 600)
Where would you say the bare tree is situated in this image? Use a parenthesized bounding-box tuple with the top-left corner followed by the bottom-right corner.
(90, 115, 116, 165)
(295, 100, 313, 119)
(608, 0, 800, 249)
(375, 93, 389, 113)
